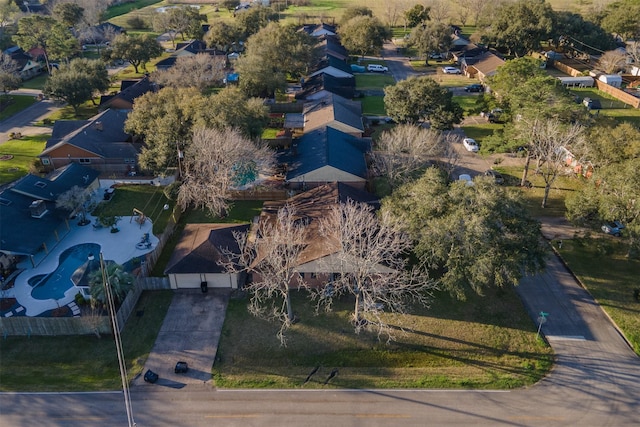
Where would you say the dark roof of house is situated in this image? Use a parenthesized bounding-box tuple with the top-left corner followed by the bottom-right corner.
(300, 23, 337, 36)
(303, 93, 363, 133)
(5, 47, 31, 70)
(285, 126, 369, 181)
(316, 37, 348, 60)
(155, 56, 178, 69)
(10, 163, 100, 201)
(42, 109, 138, 159)
(296, 73, 355, 100)
(99, 76, 157, 109)
(258, 183, 379, 265)
(164, 223, 249, 274)
(311, 55, 352, 75)
(0, 164, 99, 256)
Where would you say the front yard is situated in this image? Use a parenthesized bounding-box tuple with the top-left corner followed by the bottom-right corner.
(0, 135, 49, 185)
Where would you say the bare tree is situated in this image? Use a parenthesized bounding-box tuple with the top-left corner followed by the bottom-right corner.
(178, 127, 276, 217)
(596, 50, 628, 74)
(371, 124, 458, 187)
(521, 119, 585, 208)
(227, 205, 309, 345)
(456, 0, 488, 26)
(313, 201, 435, 340)
(627, 41, 640, 67)
(0, 53, 20, 96)
(427, 0, 450, 23)
(151, 53, 226, 92)
(56, 185, 91, 225)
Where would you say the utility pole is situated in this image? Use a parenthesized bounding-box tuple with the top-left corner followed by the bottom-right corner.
(100, 253, 136, 427)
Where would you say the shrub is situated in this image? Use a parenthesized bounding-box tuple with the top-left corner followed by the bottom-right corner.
(127, 16, 148, 30)
(75, 292, 86, 306)
(163, 182, 181, 201)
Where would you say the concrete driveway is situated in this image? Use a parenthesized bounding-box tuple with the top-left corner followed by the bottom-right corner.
(132, 289, 230, 388)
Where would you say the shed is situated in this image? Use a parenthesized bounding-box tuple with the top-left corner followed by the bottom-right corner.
(598, 74, 622, 88)
(557, 76, 594, 87)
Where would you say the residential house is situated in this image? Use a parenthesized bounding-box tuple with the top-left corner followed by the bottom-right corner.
(450, 43, 487, 64)
(77, 22, 125, 46)
(39, 109, 142, 175)
(295, 73, 355, 101)
(256, 182, 381, 288)
(164, 223, 249, 289)
(300, 23, 337, 38)
(309, 55, 353, 79)
(3, 46, 44, 80)
(284, 126, 370, 190)
(99, 76, 157, 110)
(303, 93, 363, 136)
(316, 37, 349, 61)
(0, 163, 99, 266)
(155, 40, 227, 70)
(461, 51, 505, 82)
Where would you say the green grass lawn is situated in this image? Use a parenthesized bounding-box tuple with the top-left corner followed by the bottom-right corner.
(0, 95, 38, 121)
(461, 123, 503, 141)
(0, 290, 173, 392)
(558, 240, 640, 355)
(103, 0, 163, 20)
(0, 135, 49, 185)
(20, 74, 48, 90)
(214, 287, 553, 389)
(150, 201, 264, 276)
(453, 95, 484, 116)
(361, 95, 385, 115)
(92, 185, 174, 235)
(355, 74, 396, 90)
(40, 100, 100, 122)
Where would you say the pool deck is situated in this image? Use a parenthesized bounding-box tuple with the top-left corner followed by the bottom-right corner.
(6, 212, 158, 317)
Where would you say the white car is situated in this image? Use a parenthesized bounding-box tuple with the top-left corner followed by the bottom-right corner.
(367, 64, 388, 73)
(458, 174, 474, 186)
(462, 138, 479, 152)
(442, 66, 461, 74)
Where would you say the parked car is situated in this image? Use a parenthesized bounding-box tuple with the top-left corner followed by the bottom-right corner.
(442, 66, 461, 74)
(484, 169, 504, 184)
(367, 64, 388, 73)
(462, 138, 479, 152)
(601, 221, 625, 237)
(350, 64, 366, 73)
(583, 97, 602, 110)
(429, 53, 445, 60)
(464, 84, 484, 92)
(458, 174, 474, 186)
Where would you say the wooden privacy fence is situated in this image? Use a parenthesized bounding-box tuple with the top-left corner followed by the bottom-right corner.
(0, 315, 111, 336)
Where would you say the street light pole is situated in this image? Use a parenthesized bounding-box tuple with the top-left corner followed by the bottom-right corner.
(100, 252, 136, 427)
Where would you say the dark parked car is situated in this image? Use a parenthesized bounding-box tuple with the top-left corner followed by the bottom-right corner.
(583, 97, 602, 110)
(484, 169, 504, 184)
(464, 84, 484, 92)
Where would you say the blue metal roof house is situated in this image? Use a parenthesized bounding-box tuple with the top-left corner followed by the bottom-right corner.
(285, 126, 370, 191)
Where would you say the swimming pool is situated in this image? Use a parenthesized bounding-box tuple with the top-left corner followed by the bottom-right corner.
(29, 243, 101, 300)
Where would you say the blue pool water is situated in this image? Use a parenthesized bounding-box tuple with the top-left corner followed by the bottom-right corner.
(29, 243, 101, 300)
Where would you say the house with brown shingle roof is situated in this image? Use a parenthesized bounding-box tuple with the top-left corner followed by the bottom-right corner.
(461, 51, 505, 82)
(303, 93, 363, 136)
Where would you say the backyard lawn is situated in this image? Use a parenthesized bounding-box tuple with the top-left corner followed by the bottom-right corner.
(360, 95, 385, 115)
(355, 73, 396, 90)
(0, 290, 173, 392)
(92, 185, 174, 235)
(214, 287, 553, 389)
(0, 135, 49, 185)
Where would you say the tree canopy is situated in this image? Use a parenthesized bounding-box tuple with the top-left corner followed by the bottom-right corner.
(481, 0, 555, 56)
(340, 6, 373, 24)
(338, 15, 390, 58)
(0, 53, 20, 95)
(404, 4, 430, 28)
(204, 20, 242, 53)
(107, 33, 163, 74)
(382, 168, 547, 299)
(14, 15, 76, 73)
(408, 22, 452, 64)
(151, 53, 226, 92)
(384, 76, 463, 130)
(235, 5, 279, 39)
(43, 59, 109, 114)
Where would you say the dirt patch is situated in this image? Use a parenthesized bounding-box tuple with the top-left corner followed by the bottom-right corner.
(0, 154, 13, 160)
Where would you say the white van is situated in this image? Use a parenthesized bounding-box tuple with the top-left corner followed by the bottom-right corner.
(367, 64, 388, 73)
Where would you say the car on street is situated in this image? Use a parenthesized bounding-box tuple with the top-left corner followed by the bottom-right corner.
(484, 169, 504, 184)
(601, 221, 625, 237)
(464, 84, 484, 92)
(458, 174, 474, 186)
(367, 64, 388, 73)
(462, 138, 479, 152)
(442, 66, 461, 74)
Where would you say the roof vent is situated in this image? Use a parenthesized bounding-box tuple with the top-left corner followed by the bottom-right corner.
(34, 181, 47, 188)
(29, 200, 47, 218)
(94, 121, 103, 131)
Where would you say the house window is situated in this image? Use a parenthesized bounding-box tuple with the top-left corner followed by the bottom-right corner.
(311, 273, 317, 279)
(300, 272, 305, 279)
(79, 158, 91, 164)
(41, 158, 50, 165)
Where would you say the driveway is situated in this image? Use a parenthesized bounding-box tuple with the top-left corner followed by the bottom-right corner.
(0, 96, 57, 144)
(132, 289, 229, 388)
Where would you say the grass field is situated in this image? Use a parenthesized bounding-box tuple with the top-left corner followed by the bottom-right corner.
(0, 135, 49, 185)
(92, 185, 174, 235)
(0, 291, 173, 392)
(361, 95, 385, 115)
(20, 74, 48, 91)
(214, 287, 553, 389)
(355, 73, 396, 90)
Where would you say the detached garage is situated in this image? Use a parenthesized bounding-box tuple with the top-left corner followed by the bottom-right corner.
(164, 223, 249, 289)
